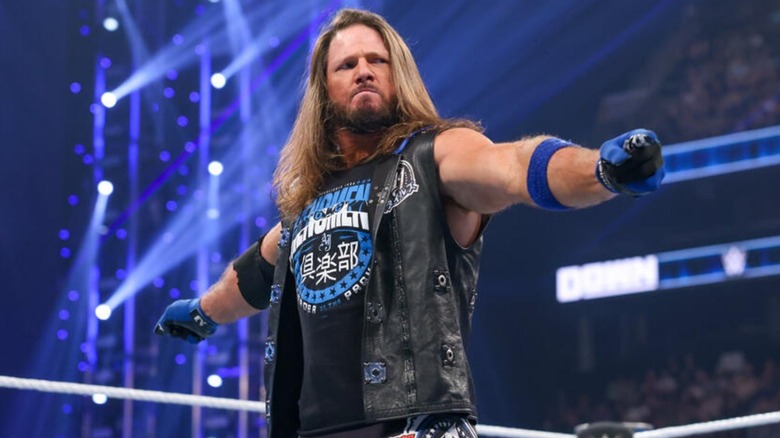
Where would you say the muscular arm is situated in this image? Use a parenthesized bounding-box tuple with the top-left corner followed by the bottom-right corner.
(200, 222, 282, 324)
(435, 128, 615, 214)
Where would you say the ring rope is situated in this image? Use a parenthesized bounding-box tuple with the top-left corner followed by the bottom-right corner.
(635, 410, 780, 438)
(0, 375, 265, 413)
(3, 375, 780, 437)
(476, 425, 573, 438)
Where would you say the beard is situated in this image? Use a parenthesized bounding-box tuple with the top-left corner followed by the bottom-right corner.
(325, 95, 401, 135)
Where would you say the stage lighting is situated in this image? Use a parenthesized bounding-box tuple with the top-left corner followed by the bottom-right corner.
(92, 394, 108, 405)
(95, 304, 112, 321)
(207, 161, 223, 176)
(100, 92, 117, 108)
(97, 180, 114, 195)
(103, 17, 119, 32)
(207, 374, 223, 388)
(210, 73, 226, 89)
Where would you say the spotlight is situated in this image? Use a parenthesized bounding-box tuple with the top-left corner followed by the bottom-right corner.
(97, 180, 114, 195)
(207, 161, 223, 176)
(210, 73, 226, 89)
(103, 17, 119, 32)
(95, 304, 112, 321)
(92, 394, 108, 405)
(207, 374, 223, 388)
(100, 92, 117, 108)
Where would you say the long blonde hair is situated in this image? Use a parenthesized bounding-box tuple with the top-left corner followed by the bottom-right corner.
(273, 8, 480, 221)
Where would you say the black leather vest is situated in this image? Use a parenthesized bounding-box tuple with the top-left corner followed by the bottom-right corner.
(263, 130, 485, 437)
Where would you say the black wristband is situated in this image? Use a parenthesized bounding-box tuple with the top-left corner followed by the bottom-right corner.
(232, 234, 276, 309)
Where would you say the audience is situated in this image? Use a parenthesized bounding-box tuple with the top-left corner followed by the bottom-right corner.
(596, 0, 780, 144)
(543, 351, 780, 437)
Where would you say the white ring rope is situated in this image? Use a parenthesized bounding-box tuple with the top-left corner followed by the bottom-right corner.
(0, 375, 265, 413)
(3, 375, 780, 437)
(635, 410, 780, 438)
(476, 425, 574, 438)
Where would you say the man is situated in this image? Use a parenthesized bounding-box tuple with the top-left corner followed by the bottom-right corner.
(155, 8, 665, 438)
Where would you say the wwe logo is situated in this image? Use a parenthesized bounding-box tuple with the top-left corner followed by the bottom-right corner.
(721, 246, 747, 277)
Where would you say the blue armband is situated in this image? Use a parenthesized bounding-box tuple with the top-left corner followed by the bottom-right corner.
(527, 138, 574, 210)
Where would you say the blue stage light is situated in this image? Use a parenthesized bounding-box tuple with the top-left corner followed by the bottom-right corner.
(208, 161, 223, 176)
(207, 374, 223, 388)
(100, 92, 117, 108)
(103, 17, 119, 32)
(95, 304, 112, 321)
(97, 180, 114, 195)
(210, 73, 226, 89)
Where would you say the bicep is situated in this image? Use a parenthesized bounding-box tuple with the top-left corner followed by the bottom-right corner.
(260, 222, 283, 264)
(435, 128, 537, 214)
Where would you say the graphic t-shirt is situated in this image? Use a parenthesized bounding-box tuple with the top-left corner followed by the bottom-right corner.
(290, 163, 375, 433)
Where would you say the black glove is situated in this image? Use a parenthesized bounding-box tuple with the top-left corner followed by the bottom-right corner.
(154, 298, 218, 343)
(596, 129, 665, 197)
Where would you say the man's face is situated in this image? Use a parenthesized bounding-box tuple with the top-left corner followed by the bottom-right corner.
(325, 24, 398, 134)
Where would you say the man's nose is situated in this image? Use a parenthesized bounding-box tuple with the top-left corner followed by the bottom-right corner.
(355, 59, 374, 82)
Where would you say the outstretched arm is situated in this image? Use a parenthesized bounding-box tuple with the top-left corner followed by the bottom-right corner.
(155, 222, 282, 343)
(435, 128, 664, 214)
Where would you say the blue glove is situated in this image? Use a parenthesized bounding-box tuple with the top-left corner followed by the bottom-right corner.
(596, 128, 665, 197)
(154, 298, 218, 344)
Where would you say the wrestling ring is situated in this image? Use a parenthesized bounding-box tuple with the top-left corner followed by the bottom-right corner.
(2, 375, 779, 437)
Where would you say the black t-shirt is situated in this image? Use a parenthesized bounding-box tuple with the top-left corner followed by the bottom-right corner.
(289, 163, 376, 434)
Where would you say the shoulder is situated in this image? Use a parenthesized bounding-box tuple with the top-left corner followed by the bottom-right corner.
(433, 127, 493, 163)
(435, 127, 491, 146)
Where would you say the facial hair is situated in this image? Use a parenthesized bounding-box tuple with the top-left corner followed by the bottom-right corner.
(325, 95, 401, 135)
